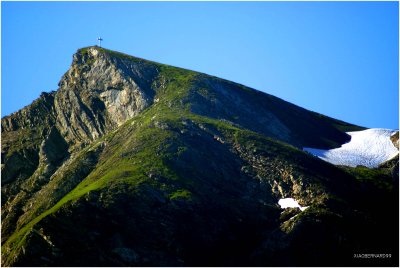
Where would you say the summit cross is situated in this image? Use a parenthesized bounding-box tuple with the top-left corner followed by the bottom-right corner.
(97, 37, 103, 47)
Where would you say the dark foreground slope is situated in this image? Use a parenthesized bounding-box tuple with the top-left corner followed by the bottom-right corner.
(1, 47, 397, 266)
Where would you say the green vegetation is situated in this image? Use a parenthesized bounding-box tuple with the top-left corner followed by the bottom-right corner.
(169, 189, 192, 201)
(341, 165, 394, 191)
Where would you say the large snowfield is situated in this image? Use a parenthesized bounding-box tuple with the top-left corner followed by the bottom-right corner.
(304, 128, 399, 168)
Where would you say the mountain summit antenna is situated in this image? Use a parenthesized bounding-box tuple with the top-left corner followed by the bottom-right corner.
(97, 37, 103, 47)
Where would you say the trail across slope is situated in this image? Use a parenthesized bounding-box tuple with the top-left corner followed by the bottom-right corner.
(304, 128, 398, 168)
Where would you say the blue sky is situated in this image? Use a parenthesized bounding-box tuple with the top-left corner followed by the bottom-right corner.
(2, 1, 398, 129)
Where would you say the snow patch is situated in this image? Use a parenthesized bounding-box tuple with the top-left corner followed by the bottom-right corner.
(278, 198, 308, 211)
(304, 128, 399, 168)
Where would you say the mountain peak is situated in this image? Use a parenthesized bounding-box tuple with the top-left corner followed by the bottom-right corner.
(76, 46, 130, 58)
(74, 46, 153, 66)
(6, 47, 364, 149)
(2, 47, 396, 267)
(61, 46, 154, 87)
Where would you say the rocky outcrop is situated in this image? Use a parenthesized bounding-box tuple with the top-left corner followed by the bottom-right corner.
(39, 127, 69, 166)
(1, 91, 55, 133)
(54, 47, 159, 145)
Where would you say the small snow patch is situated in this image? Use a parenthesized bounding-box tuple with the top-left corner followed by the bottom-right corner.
(304, 128, 399, 168)
(278, 198, 308, 211)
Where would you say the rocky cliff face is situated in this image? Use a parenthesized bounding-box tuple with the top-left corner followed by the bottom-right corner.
(1, 48, 158, 244)
(1, 47, 397, 266)
(54, 47, 159, 144)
